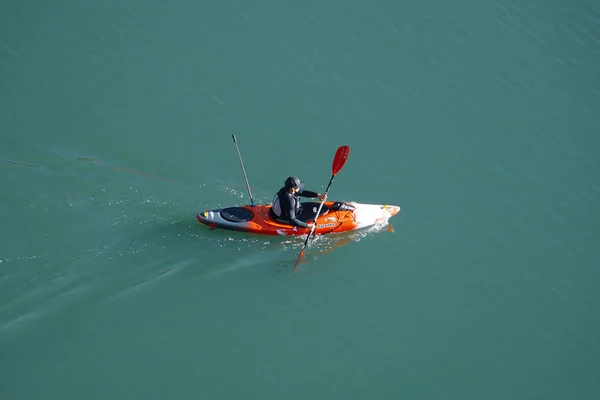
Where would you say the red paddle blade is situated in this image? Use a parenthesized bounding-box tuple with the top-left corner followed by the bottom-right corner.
(332, 146, 350, 175)
(293, 249, 306, 272)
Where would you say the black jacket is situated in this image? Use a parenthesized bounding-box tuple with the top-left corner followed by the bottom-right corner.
(273, 188, 319, 228)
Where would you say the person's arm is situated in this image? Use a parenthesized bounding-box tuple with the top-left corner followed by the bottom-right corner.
(284, 194, 310, 228)
(288, 198, 310, 228)
(299, 190, 327, 201)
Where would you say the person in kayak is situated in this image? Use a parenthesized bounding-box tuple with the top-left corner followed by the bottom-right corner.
(271, 176, 327, 229)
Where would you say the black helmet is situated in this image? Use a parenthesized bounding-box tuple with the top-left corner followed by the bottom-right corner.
(284, 176, 301, 188)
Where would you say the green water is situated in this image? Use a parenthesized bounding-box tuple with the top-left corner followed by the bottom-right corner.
(1, 1, 599, 399)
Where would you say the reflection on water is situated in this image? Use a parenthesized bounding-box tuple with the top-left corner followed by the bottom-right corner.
(77, 157, 171, 181)
(3, 156, 171, 180)
(4, 160, 40, 168)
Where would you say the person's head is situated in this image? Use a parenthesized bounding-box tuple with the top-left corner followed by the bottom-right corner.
(284, 176, 301, 193)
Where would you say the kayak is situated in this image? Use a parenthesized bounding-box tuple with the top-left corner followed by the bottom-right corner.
(196, 201, 400, 236)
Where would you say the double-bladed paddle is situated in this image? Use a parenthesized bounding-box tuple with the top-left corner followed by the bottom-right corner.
(293, 145, 350, 272)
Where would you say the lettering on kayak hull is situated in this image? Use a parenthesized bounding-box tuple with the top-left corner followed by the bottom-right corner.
(316, 223, 335, 228)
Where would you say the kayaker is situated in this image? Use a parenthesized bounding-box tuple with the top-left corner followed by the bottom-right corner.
(271, 176, 327, 229)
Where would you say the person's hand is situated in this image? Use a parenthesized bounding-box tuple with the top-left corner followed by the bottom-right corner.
(317, 193, 327, 201)
(307, 223, 316, 230)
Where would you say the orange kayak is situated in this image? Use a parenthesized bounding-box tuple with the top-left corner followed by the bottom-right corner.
(196, 201, 400, 236)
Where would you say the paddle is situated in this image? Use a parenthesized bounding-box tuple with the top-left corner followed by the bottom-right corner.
(293, 145, 351, 272)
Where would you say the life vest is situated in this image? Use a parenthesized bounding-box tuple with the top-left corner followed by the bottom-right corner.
(271, 189, 300, 219)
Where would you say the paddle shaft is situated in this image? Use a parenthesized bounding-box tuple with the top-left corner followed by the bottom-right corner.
(310, 173, 336, 235)
(232, 135, 254, 206)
